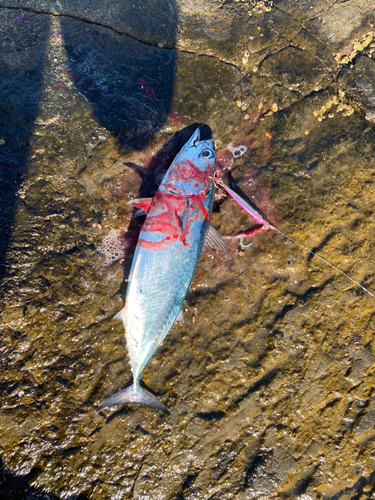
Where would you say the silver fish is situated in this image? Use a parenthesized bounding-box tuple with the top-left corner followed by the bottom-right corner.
(101, 129, 228, 413)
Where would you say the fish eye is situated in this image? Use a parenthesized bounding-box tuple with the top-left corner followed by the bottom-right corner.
(200, 148, 215, 159)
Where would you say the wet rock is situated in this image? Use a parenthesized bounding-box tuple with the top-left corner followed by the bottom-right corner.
(0, 1, 375, 499)
(0, 0, 178, 47)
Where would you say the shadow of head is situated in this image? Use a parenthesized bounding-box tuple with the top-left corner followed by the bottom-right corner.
(61, 0, 178, 150)
(125, 122, 214, 197)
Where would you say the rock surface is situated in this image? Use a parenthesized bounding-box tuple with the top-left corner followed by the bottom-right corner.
(0, 0, 375, 499)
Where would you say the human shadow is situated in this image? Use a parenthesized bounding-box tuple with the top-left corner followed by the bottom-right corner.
(0, 2, 179, 493)
(0, 12, 50, 283)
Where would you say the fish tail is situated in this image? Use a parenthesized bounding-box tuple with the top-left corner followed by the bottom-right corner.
(99, 382, 170, 414)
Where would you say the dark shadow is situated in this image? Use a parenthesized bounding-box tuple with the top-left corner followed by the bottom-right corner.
(0, 12, 50, 283)
(196, 410, 225, 421)
(0, 456, 88, 499)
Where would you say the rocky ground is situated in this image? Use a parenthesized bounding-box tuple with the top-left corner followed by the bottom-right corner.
(1, 0, 375, 498)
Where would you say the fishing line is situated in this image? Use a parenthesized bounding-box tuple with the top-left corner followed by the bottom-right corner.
(215, 177, 374, 298)
(270, 227, 374, 298)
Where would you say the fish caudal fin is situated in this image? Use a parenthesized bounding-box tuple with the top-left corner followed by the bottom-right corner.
(99, 384, 170, 414)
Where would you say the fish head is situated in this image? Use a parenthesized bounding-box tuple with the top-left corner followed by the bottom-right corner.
(163, 128, 216, 196)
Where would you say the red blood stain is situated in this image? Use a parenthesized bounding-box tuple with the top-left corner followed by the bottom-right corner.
(191, 194, 210, 221)
(138, 79, 155, 98)
(139, 192, 186, 249)
(107, 176, 132, 198)
(214, 123, 280, 226)
(11, 13, 33, 21)
(168, 108, 186, 126)
(172, 159, 211, 184)
(216, 150, 234, 177)
(216, 136, 256, 177)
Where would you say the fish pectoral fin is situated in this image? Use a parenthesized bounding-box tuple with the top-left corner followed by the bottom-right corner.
(128, 198, 153, 214)
(176, 309, 184, 324)
(203, 225, 230, 252)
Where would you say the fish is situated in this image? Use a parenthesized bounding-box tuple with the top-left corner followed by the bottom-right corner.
(100, 129, 229, 413)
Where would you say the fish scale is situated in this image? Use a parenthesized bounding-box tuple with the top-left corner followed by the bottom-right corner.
(100, 129, 227, 414)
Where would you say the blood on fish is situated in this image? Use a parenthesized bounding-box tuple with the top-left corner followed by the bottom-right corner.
(139, 193, 193, 250)
(138, 159, 212, 251)
(183, 159, 211, 181)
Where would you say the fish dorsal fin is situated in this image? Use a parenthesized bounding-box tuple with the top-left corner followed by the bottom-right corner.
(127, 198, 153, 214)
(203, 225, 230, 252)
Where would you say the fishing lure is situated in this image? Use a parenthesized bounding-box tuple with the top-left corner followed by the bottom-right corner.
(217, 177, 374, 298)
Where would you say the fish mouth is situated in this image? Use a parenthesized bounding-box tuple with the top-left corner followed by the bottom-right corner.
(190, 129, 215, 151)
(188, 128, 200, 148)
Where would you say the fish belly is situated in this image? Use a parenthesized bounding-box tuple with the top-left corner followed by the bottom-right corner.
(124, 236, 204, 381)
